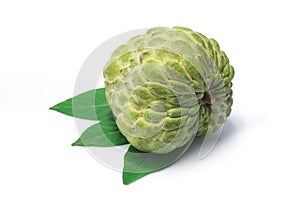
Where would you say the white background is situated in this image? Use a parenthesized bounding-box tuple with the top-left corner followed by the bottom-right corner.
(1, 0, 299, 199)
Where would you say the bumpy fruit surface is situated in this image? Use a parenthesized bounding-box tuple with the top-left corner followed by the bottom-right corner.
(103, 26, 234, 153)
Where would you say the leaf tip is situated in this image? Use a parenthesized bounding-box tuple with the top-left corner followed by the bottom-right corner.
(49, 103, 60, 111)
(122, 172, 132, 185)
(122, 171, 149, 185)
(71, 140, 82, 146)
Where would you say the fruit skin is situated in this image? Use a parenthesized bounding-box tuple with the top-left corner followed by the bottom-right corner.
(103, 26, 234, 154)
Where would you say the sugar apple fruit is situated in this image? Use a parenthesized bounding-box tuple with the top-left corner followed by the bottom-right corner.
(103, 26, 234, 154)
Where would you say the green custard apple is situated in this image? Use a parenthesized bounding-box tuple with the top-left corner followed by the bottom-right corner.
(103, 26, 234, 154)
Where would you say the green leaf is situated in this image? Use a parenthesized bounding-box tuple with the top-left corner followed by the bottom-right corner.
(122, 145, 189, 185)
(49, 88, 113, 121)
(72, 120, 129, 147)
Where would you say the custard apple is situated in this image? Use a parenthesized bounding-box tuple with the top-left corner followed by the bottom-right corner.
(103, 26, 234, 154)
